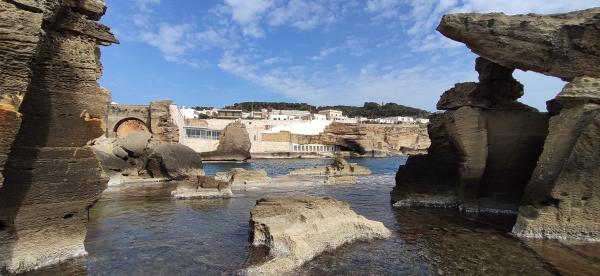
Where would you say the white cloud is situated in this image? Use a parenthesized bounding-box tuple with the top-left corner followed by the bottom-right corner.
(267, 0, 336, 30)
(224, 0, 274, 37)
(134, 0, 161, 11)
(140, 24, 194, 60)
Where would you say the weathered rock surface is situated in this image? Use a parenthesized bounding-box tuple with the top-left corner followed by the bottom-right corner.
(396, 8, 600, 240)
(171, 176, 232, 199)
(437, 8, 600, 81)
(215, 168, 271, 189)
(0, 0, 117, 273)
(394, 58, 548, 212)
(321, 122, 430, 156)
(288, 154, 371, 177)
(513, 102, 600, 240)
(246, 196, 390, 275)
(149, 100, 179, 143)
(200, 121, 251, 161)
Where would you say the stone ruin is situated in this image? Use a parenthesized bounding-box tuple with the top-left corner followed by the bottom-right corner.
(393, 8, 600, 240)
(0, 0, 117, 273)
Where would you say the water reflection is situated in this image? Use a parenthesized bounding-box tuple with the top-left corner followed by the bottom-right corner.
(17, 157, 600, 275)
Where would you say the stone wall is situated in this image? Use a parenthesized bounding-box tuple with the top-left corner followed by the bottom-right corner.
(106, 100, 179, 143)
(0, 0, 117, 273)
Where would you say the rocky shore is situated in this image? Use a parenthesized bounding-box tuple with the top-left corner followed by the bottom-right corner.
(393, 8, 600, 240)
(246, 196, 390, 275)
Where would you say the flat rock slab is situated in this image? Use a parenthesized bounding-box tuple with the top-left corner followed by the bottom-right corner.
(246, 195, 390, 275)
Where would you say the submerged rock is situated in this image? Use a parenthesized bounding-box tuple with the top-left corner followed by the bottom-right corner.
(246, 196, 390, 275)
(288, 154, 371, 177)
(215, 168, 271, 189)
(171, 176, 232, 199)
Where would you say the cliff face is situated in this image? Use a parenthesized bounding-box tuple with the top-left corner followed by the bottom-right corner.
(0, 0, 117, 273)
(394, 8, 600, 240)
(319, 123, 430, 156)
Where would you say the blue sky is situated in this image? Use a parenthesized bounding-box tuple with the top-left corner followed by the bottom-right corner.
(99, 0, 600, 111)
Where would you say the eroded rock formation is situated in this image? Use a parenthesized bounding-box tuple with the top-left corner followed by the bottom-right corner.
(0, 0, 117, 273)
(200, 121, 251, 161)
(394, 8, 600, 240)
(437, 8, 600, 81)
(246, 196, 390, 275)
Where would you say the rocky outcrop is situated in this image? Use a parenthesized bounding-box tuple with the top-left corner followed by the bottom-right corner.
(288, 154, 371, 179)
(393, 58, 548, 212)
(513, 85, 600, 240)
(319, 122, 430, 156)
(437, 8, 600, 81)
(214, 168, 271, 189)
(394, 8, 600, 240)
(171, 176, 232, 199)
(200, 121, 251, 161)
(246, 196, 390, 275)
(91, 134, 204, 184)
(0, 0, 117, 273)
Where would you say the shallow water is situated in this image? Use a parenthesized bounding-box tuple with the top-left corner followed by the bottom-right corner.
(21, 157, 599, 275)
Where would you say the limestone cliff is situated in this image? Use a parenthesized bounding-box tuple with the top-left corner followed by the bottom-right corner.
(394, 8, 600, 240)
(0, 0, 117, 273)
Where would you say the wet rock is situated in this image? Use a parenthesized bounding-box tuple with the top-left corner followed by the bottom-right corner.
(246, 196, 390, 275)
(214, 168, 271, 189)
(146, 144, 204, 180)
(171, 176, 232, 199)
(200, 121, 251, 161)
(0, 0, 117, 272)
(289, 154, 371, 177)
(324, 175, 357, 185)
(437, 8, 600, 81)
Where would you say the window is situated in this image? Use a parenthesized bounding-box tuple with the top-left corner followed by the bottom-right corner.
(185, 128, 221, 140)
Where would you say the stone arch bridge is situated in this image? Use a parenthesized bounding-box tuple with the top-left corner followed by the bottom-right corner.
(107, 100, 179, 143)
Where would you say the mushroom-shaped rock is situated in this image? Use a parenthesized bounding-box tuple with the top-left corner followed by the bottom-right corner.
(437, 8, 600, 81)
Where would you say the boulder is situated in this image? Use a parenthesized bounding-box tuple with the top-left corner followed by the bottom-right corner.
(246, 196, 390, 275)
(114, 131, 151, 158)
(146, 144, 204, 180)
(171, 176, 232, 199)
(200, 121, 251, 161)
(214, 168, 271, 189)
(437, 8, 600, 81)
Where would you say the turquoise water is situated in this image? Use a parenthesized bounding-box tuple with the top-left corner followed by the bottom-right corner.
(22, 157, 564, 275)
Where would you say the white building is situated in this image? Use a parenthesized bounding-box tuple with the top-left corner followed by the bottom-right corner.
(179, 107, 197, 119)
(378, 116, 416, 124)
(416, 118, 430, 124)
(268, 114, 290, 121)
(318, 109, 343, 120)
